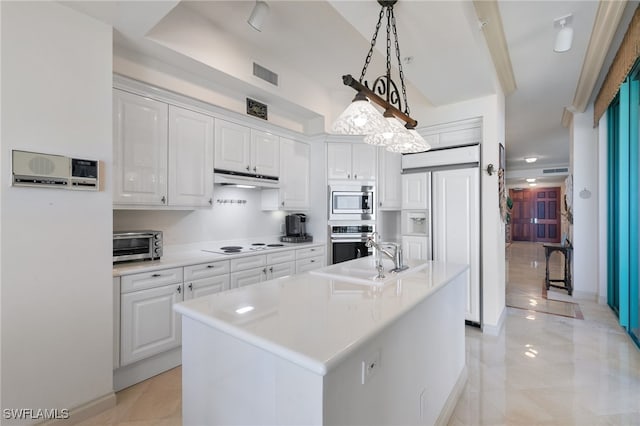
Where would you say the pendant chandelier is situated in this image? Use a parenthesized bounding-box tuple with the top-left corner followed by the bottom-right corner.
(331, 0, 430, 154)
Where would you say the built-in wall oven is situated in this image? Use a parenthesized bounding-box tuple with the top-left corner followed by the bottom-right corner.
(329, 224, 375, 264)
(329, 185, 375, 221)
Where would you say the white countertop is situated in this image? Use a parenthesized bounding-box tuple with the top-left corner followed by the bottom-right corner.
(173, 258, 468, 375)
(112, 240, 325, 277)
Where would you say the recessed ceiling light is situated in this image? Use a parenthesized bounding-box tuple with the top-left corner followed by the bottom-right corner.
(529, 183, 537, 187)
(526, 178, 536, 183)
(525, 157, 537, 163)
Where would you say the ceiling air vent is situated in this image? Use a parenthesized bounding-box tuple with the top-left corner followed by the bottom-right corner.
(253, 62, 278, 86)
(542, 167, 569, 174)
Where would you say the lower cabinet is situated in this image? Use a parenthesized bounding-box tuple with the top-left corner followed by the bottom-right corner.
(185, 275, 230, 299)
(230, 267, 265, 288)
(120, 282, 183, 366)
(295, 246, 326, 273)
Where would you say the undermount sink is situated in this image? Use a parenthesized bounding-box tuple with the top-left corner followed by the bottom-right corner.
(310, 257, 430, 285)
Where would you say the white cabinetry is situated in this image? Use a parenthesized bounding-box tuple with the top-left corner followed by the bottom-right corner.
(113, 89, 214, 208)
(262, 138, 310, 210)
(327, 142, 376, 181)
(168, 106, 214, 207)
(120, 268, 184, 366)
(113, 89, 168, 205)
(113, 277, 121, 369)
(378, 149, 402, 210)
(295, 246, 325, 273)
(215, 120, 280, 178)
(432, 167, 480, 323)
(401, 172, 430, 209)
(184, 260, 230, 300)
(402, 235, 430, 261)
(229, 251, 297, 288)
(230, 268, 266, 289)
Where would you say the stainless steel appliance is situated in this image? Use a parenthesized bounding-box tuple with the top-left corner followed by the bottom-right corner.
(329, 224, 375, 264)
(113, 231, 163, 263)
(329, 185, 375, 221)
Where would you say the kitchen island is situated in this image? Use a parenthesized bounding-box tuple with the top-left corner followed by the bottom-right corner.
(174, 257, 468, 426)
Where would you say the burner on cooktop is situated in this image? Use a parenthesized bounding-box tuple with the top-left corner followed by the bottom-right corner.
(251, 243, 265, 246)
(220, 246, 243, 250)
(267, 243, 284, 247)
(223, 249, 241, 253)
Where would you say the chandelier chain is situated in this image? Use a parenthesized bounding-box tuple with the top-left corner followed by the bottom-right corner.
(391, 8, 410, 116)
(359, 7, 385, 83)
(386, 7, 392, 104)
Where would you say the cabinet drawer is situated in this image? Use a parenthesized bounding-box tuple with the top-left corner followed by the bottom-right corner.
(230, 255, 266, 272)
(230, 267, 266, 289)
(121, 267, 183, 294)
(184, 260, 230, 281)
(185, 275, 230, 300)
(266, 250, 295, 264)
(296, 246, 325, 260)
(296, 256, 325, 273)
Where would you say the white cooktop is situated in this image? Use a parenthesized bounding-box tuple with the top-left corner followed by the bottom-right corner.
(201, 241, 289, 255)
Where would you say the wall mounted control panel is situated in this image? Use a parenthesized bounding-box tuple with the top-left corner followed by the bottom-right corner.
(12, 150, 99, 190)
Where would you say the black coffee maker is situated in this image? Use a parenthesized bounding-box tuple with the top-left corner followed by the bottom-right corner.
(285, 213, 306, 236)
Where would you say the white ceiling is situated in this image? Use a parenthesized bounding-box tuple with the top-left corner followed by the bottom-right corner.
(65, 0, 614, 178)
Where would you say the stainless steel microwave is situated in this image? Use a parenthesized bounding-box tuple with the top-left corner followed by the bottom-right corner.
(113, 231, 163, 263)
(329, 185, 375, 221)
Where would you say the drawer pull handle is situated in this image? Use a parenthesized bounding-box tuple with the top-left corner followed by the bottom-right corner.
(177, 285, 181, 294)
(188, 283, 193, 291)
(310, 260, 315, 263)
(151, 273, 162, 278)
(207, 265, 215, 269)
(310, 249, 315, 252)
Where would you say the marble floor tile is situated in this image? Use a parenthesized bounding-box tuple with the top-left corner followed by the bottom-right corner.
(79, 242, 639, 426)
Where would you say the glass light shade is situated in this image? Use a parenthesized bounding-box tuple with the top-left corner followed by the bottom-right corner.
(363, 117, 414, 146)
(331, 99, 389, 135)
(384, 127, 431, 154)
(248, 1, 269, 32)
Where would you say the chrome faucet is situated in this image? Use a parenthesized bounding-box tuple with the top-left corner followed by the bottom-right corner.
(366, 232, 408, 273)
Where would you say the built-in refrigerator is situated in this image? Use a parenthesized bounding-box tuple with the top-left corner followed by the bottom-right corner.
(401, 144, 481, 326)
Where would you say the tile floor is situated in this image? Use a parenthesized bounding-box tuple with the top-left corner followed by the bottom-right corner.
(80, 242, 640, 425)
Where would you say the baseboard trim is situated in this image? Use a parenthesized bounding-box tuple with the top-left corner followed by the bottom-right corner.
(481, 306, 506, 336)
(40, 392, 116, 426)
(435, 365, 468, 426)
(114, 347, 181, 391)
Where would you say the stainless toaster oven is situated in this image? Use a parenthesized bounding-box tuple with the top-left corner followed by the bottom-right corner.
(113, 230, 163, 263)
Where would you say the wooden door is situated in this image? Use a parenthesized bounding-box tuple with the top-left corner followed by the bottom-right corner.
(532, 188, 561, 243)
(509, 188, 561, 243)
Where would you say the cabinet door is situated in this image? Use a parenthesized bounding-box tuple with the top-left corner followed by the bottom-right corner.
(432, 168, 480, 323)
(120, 283, 182, 366)
(214, 119, 251, 173)
(327, 143, 352, 180)
(280, 138, 310, 210)
(402, 236, 430, 261)
(113, 277, 121, 369)
(378, 149, 402, 210)
(113, 89, 168, 205)
(168, 106, 214, 207)
(268, 261, 296, 279)
(251, 130, 280, 177)
(296, 256, 325, 273)
(230, 268, 266, 289)
(401, 172, 429, 209)
(185, 275, 230, 300)
(351, 144, 377, 181)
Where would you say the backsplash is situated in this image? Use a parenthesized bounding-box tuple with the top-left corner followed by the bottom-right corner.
(113, 186, 287, 245)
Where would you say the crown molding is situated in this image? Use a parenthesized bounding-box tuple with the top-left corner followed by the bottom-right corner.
(572, 0, 627, 113)
(473, 0, 517, 95)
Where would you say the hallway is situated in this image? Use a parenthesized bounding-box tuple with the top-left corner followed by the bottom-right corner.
(450, 241, 640, 424)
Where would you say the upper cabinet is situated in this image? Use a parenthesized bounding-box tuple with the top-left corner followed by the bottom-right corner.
(168, 106, 214, 207)
(113, 90, 168, 206)
(262, 138, 310, 211)
(113, 89, 214, 208)
(215, 119, 279, 178)
(327, 142, 377, 181)
(378, 149, 402, 210)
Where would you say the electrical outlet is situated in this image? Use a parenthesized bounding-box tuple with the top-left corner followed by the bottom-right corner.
(361, 350, 380, 384)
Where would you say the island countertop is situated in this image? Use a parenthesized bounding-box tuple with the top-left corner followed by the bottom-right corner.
(174, 258, 468, 375)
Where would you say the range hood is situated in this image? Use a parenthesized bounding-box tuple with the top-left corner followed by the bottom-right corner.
(214, 169, 280, 189)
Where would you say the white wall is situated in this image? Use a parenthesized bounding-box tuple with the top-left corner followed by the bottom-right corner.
(417, 93, 507, 333)
(570, 106, 599, 298)
(1, 2, 113, 423)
